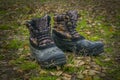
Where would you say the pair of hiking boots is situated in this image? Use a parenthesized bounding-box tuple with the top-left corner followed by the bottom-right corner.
(26, 10, 104, 68)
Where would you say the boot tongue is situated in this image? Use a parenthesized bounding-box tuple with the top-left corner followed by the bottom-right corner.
(66, 10, 79, 37)
(66, 10, 78, 21)
(66, 10, 85, 40)
(36, 15, 50, 32)
(66, 10, 78, 28)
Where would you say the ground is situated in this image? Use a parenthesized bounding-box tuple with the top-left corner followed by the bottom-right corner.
(0, 0, 120, 80)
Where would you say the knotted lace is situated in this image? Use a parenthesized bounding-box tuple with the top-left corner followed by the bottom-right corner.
(66, 19, 80, 38)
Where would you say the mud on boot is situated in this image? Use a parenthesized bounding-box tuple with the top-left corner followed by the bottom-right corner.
(52, 10, 104, 56)
(26, 15, 66, 68)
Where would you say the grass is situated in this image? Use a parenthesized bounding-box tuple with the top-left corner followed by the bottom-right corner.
(20, 61, 39, 71)
(7, 39, 23, 49)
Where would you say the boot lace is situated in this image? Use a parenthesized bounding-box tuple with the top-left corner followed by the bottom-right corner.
(29, 18, 54, 47)
(66, 20, 80, 38)
(36, 27, 54, 47)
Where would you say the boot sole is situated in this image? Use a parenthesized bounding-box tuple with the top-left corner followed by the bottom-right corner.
(92, 46, 104, 56)
(39, 54, 66, 68)
(30, 44, 66, 68)
(31, 53, 66, 68)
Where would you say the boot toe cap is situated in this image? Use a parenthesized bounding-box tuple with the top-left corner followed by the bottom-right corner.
(76, 40, 104, 56)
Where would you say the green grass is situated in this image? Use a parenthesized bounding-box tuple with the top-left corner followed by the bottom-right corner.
(63, 66, 77, 73)
(0, 25, 12, 30)
(7, 39, 23, 49)
(107, 66, 120, 80)
(9, 56, 39, 71)
(20, 61, 39, 71)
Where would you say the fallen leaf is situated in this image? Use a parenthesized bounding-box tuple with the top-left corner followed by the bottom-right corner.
(82, 70, 89, 75)
(74, 60, 85, 67)
(56, 71, 63, 76)
(50, 72, 55, 76)
(56, 78, 61, 80)
(88, 70, 97, 76)
(62, 73, 71, 78)
(104, 58, 111, 61)
(40, 70, 47, 75)
(24, 44, 29, 49)
(77, 73, 84, 79)
(86, 31, 91, 35)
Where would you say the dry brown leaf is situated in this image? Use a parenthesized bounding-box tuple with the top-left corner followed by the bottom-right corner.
(50, 72, 55, 76)
(77, 72, 84, 79)
(40, 70, 47, 75)
(56, 71, 63, 76)
(17, 69, 23, 73)
(24, 44, 29, 49)
(62, 73, 71, 78)
(88, 70, 97, 76)
(74, 60, 85, 67)
(86, 31, 91, 35)
(104, 58, 111, 61)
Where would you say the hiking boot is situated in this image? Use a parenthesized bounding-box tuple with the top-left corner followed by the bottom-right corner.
(52, 10, 104, 56)
(26, 15, 66, 68)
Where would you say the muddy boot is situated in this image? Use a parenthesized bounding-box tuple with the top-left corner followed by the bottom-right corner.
(26, 15, 66, 68)
(52, 10, 104, 56)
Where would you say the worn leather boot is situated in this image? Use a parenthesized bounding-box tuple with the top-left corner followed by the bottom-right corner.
(52, 10, 104, 56)
(26, 15, 66, 68)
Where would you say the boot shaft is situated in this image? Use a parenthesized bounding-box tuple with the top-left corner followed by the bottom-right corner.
(53, 10, 84, 40)
(26, 15, 54, 48)
(26, 15, 51, 36)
